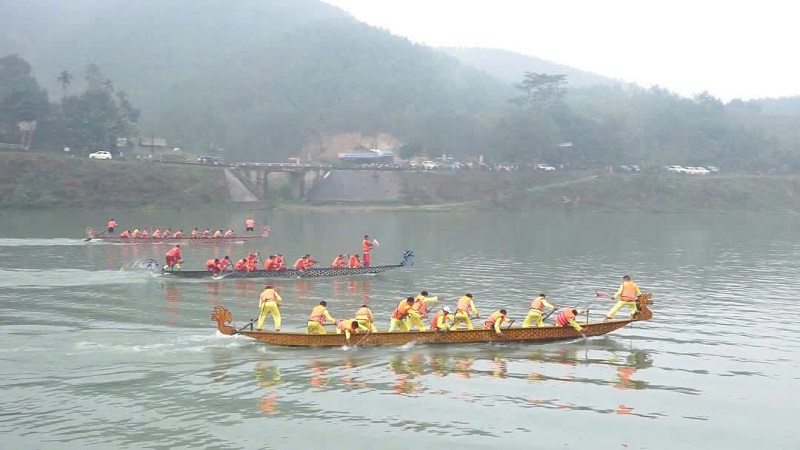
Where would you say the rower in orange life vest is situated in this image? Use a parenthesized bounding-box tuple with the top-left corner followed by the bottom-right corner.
(406, 290, 439, 331)
(219, 256, 232, 272)
(165, 244, 182, 271)
(429, 306, 454, 331)
(523, 294, 555, 328)
(152, 228, 163, 238)
(262, 255, 277, 270)
(336, 318, 370, 340)
(355, 304, 378, 332)
(119, 229, 131, 238)
(131, 227, 141, 238)
(605, 275, 642, 320)
(554, 308, 585, 331)
(245, 217, 256, 232)
(203, 229, 211, 238)
(107, 219, 117, 234)
(191, 228, 199, 238)
(331, 255, 346, 269)
(361, 235, 374, 267)
(245, 254, 258, 271)
(172, 229, 183, 238)
(224, 229, 234, 237)
(275, 254, 286, 270)
(163, 228, 172, 238)
(206, 258, 222, 276)
(234, 258, 247, 271)
(256, 285, 282, 332)
(141, 228, 149, 238)
(293, 254, 317, 271)
(388, 297, 415, 332)
(452, 294, 480, 330)
(348, 254, 361, 268)
(484, 309, 511, 335)
(307, 301, 335, 334)
(213, 229, 223, 238)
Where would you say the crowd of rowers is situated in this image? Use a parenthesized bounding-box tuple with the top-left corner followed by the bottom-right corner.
(105, 218, 265, 239)
(251, 276, 644, 338)
(164, 248, 371, 273)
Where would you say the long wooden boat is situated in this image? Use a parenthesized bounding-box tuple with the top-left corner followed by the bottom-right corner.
(162, 251, 414, 279)
(84, 226, 269, 244)
(211, 294, 654, 347)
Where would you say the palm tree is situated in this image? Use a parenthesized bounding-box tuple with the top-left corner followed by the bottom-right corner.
(57, 70, 72, 96)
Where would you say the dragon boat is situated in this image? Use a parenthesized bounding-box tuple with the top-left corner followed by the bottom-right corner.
(210, 294, 653, 347)
(161, 251, 414, 279)
(84, 227, 269, 244)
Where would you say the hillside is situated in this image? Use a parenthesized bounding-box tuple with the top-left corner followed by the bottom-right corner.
(1, 0, 511, 161)
(440, 47, 619, 88)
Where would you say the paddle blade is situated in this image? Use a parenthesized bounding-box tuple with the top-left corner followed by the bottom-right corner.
(595, 290, 608, 297)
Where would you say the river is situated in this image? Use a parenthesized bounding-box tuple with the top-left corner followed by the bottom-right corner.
(1, 208, 798, 449)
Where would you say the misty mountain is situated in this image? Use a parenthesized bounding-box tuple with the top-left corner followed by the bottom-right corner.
(440, 47, 619, 88)
(2, 0, 511, 160)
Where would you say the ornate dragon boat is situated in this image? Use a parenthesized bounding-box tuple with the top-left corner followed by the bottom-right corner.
(162, 251, 414, 279)
(210, 294, 653, 347)
(84, 227, 269, 244)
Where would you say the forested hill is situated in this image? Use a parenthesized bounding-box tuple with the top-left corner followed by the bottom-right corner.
(439, 47, 618, 88)
(1, 0, 511, 160)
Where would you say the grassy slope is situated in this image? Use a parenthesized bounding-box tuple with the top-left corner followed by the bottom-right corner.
(2, 152, 798, 211)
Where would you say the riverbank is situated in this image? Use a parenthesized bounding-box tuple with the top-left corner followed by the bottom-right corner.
(2, 152, 798, 212)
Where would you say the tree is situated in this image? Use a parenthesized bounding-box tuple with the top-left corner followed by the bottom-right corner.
(511, 72, 568, 109)
(57, 70, 73, 96)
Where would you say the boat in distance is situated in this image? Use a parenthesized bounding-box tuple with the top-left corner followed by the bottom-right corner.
(85, 227, 269, 244)
(210, 294, 654, 347)
(162, 251, 414, 279)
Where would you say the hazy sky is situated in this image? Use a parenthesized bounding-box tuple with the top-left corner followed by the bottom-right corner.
(324, 0, 796, 101)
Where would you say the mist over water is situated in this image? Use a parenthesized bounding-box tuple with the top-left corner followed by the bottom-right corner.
(1, 209, 798, 449)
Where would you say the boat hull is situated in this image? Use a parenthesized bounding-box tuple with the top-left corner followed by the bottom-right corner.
(211, 295, 653, 347)
(165, 264, 404, 279)
(85, 227, 268, 244)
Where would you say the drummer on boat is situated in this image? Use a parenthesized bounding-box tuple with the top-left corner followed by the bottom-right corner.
(107, 219, 117, 234)
(605, 275, 642, 320)
(245, 217, 256, 232)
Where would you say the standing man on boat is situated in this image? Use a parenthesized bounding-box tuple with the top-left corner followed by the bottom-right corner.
(362, 235, 375, 267)
(523, 294, 555, 328)
(452, 294, 480, 330)
(605, 275, 642, 320)
(430, 306, 454, 332)
(107, 219, 117, 234)
(165, 244, 182, 271)
(307, 301, 336, 334)
(388, 297, 415, 332)
(554, 308, 585, 331)
(484, 309, 511, 335)
(256, 285, 282, 332)
(245, 217, 256, 232)
(355, 304, 378, 332)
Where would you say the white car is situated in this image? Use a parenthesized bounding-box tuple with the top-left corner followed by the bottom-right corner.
(536, 164, 555, 172)
(686, 166, 710, 175)
(421, 160, 437, 170)
(666, 165, 685, 173)
(89, 151, 112, 160)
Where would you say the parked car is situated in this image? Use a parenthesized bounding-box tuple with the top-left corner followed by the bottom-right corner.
(421, 160, 437, 170)
(89, 150, 112, 160)
(686, 166, 710, 175)
(666, 165, 685, 173)
(197, 155, 221, 165)
(535, 164, 556, 172)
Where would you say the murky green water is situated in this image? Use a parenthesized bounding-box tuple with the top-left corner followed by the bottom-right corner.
(1, 209, 798, 449)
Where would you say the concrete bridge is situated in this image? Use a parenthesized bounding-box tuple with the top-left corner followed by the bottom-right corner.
(223, 164, 403, 203)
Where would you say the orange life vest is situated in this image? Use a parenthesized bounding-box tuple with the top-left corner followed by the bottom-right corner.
(392, 300, 413, 320)
(308, 305, 328, 324)
(457, 296, 472, 313)
(293, 258, 306, 270)
(234, 260, 246, 271)
(430, 310, 449, 330)
(246, 219, 255, 228)
(484, 311, 506, 328)
(259, 288, 277, 303)
(412, 295, 428, 316)
(224, 230, 234, 237)
(132, 229, 140, 237)
(213, 231, 222, 238)
(555, 309, 576, 327)
(621, 281, 638, 301)
(191, 230, 199, 237)
(530, 296, 546, 311)
(355, 306, 373, 322)
(348, 255, 360, 268)
(107, 220, 116, 228)
(153, 230, 162, 238)
(120, 230, 130, 237)
(362, 239, 372, 253)
(166, 246, 181, 258)
(337, 319, 357, 332)
(331, 256, 344, 268)
(173, 231, 182, 237)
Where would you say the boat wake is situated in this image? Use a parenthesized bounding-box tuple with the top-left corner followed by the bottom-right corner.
(0, 238, 87, 247)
